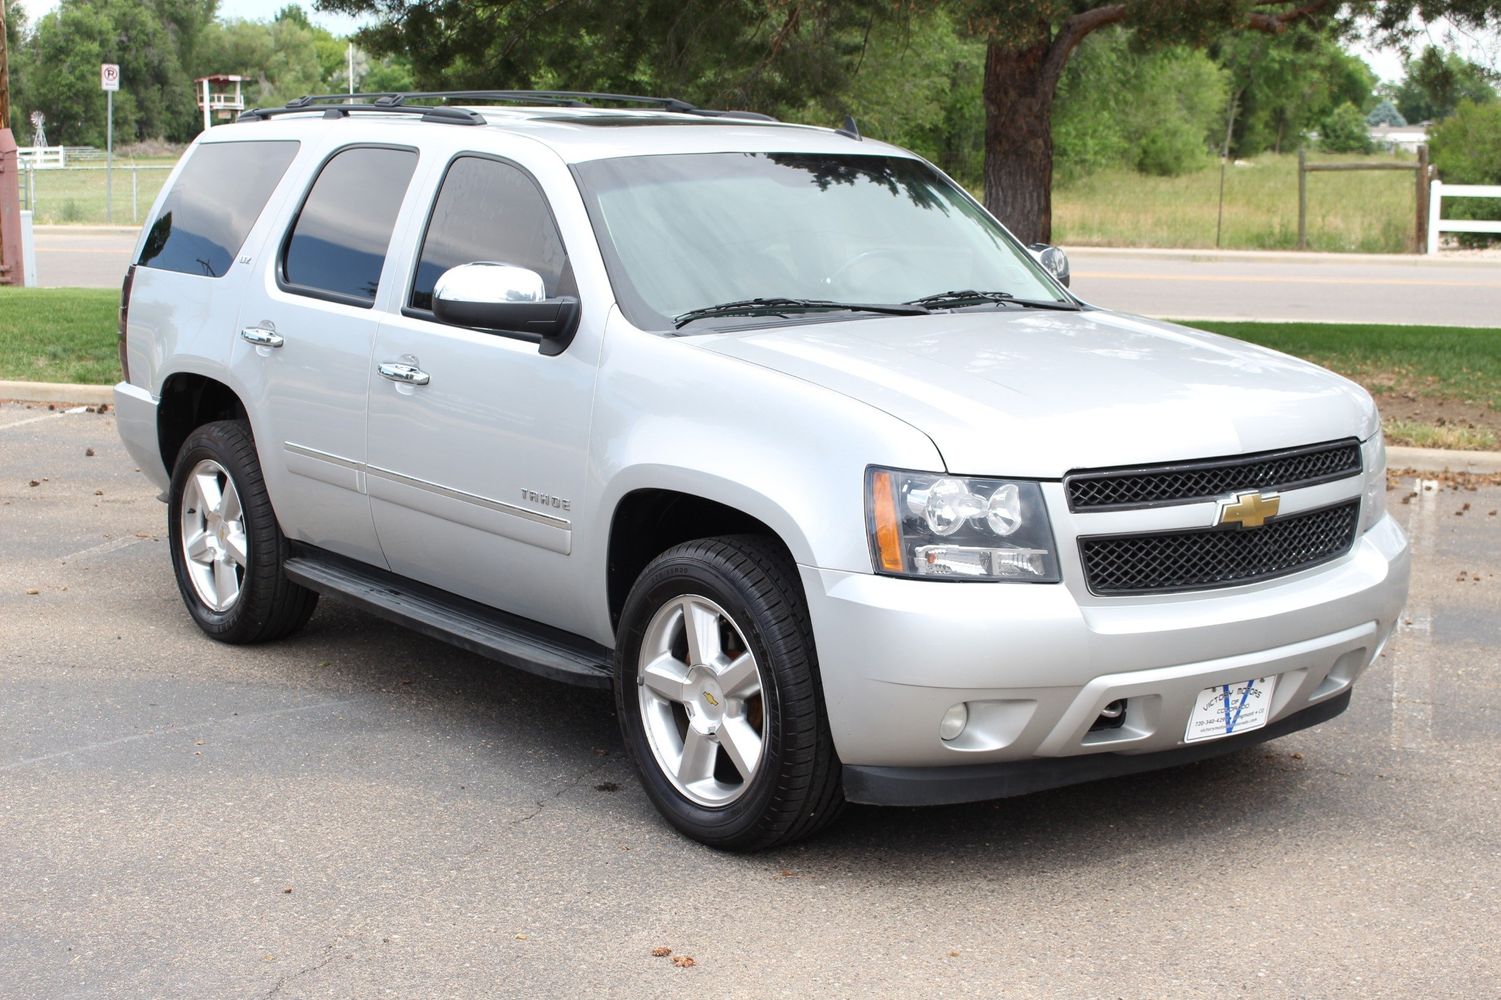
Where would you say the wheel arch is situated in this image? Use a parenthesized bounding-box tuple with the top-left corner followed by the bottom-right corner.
(606, 486, 801, 632)
(157, 372, 249, 473)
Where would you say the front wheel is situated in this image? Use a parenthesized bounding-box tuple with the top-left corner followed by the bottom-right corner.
(167, 420, 316, 644)
(614, 535, 843, 851)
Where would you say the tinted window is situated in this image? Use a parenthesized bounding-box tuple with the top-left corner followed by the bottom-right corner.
(410, 156, 574, 312)
(282, 146, 417, 305)
(138, 141, 299, 277)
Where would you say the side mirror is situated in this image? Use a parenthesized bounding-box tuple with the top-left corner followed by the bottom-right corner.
(432, 262, 580, 356)
(1027, 243, 1070, 288)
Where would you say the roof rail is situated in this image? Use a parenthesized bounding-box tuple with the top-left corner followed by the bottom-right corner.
(237, 102, 486, 125)
(240, 90, 778, 124)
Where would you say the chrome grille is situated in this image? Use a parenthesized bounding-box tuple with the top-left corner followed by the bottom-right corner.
(1079, 500, 1360, 595)
(1066, 440, 1362, 511)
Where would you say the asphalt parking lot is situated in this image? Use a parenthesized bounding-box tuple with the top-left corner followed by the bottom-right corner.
(3, 401, 1499, 999)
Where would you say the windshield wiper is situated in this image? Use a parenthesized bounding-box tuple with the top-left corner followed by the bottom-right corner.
(673, 297, 930, 329)
(906, 290, 1080, 312)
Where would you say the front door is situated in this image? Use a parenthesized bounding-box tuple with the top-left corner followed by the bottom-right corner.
(365, 153, 600, 632)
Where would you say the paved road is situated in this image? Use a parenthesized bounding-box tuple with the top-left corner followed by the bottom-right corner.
(30, 228, 137, 290)
(30, 227, 1501, 327)
(3, 401, 1499, 998)
(1069, 248, 1501, 328)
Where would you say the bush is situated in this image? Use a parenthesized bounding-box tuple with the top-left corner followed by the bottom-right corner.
(1053, 30, 1227, 183)
(1429, 99, 1501, 246)
(1320, 102, 1373, 153)
(1136, 118, 1209, 176)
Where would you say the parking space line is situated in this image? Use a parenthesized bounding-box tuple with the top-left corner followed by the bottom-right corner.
(0, 407, 89, 432)
(61, 536, 150, 563)
(0, 699, 356, 773)
(1391, 478, 1438, 752)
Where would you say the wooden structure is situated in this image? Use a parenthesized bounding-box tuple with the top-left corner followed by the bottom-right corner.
(195, 75, 246, 131)
(1298, 147, 1433, 254)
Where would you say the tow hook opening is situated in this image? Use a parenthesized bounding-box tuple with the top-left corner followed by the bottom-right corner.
(1090, 699, 1127, 732)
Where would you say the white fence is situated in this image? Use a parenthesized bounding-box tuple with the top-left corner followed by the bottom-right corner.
(1426, 180, 1501, 254)
(17, 147, 67, 168)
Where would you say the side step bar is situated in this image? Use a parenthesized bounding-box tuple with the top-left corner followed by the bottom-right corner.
(284, 548, 614, 689)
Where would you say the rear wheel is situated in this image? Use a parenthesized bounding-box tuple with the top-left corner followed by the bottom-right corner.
(167, 420, 316, 644)
(614, 535, 843, 850)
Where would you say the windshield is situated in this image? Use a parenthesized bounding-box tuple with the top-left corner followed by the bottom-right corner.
(572, 152, 1069, 331)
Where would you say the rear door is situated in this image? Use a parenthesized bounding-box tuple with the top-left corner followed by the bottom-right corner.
(364, 152, 601, 632)
(231, 144, 419, 567)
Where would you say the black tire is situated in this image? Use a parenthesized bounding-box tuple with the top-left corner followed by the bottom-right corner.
(167, 419, 317, 644)
(614, 534, 844, 851)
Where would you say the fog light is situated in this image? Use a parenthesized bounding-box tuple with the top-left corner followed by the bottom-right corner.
(939, 703, 968, 741)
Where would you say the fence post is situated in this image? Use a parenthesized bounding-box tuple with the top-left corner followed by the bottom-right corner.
(1427, 179, 1443, 255)
(1415, 146, 1429, 253)
(131, 164, 137, 222)
(1296, 147, 1307, 250)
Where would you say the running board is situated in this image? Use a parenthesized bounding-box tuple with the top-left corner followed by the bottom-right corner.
(284, 548, 614, 689)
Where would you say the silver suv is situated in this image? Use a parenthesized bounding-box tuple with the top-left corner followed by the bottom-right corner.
(114, 91, 1410, 850)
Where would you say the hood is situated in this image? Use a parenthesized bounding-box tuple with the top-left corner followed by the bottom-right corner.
(696, 309, 1377, 478)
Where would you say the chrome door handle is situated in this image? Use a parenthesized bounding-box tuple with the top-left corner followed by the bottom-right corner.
(240, 326, 284, 349)
(377, 362, 431, 386)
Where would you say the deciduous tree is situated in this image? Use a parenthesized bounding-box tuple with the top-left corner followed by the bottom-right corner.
(319, 0, 1501, 243)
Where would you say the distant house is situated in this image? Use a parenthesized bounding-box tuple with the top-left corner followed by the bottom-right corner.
(1368, 123, 1428, 153)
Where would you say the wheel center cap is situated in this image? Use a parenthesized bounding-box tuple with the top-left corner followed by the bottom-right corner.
(686, 666, 726, 732)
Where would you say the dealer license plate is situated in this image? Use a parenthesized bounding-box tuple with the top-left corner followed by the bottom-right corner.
(1184, 677, 1277, 743)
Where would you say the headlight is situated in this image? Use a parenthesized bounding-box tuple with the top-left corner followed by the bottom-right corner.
(1359, 429, 1387, 534)
(866, 468, 1061, 581)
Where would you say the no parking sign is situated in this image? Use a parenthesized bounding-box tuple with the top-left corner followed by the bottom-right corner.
(100, 64, 120, 92)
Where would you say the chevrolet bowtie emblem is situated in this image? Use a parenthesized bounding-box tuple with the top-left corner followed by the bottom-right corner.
(702, 691, 720, 707)
(1216, 490, 1280, 529)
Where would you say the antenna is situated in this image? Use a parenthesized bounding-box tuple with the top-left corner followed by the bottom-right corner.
(837, 114, 862, 141)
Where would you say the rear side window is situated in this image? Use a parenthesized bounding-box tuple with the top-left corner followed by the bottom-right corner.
(408, 155, 574, 313)
(281, 146, 418, 306)
(137, 141, 299, 278)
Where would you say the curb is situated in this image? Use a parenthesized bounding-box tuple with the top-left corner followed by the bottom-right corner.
(3, 380, 1498, 475)
(0, 380, 114, 405)
(1067, 246, 1501, 267)
(31, 225, 140, 236)
(1388, 446, 1501, 475)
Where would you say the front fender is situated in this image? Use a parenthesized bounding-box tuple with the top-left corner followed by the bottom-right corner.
(577, 314, 944, 637)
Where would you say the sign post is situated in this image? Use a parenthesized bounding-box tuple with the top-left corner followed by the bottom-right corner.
(101, 63, 119, 223)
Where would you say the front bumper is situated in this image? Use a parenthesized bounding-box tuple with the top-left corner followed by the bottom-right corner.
(799, 512, 1409, 802)
(845, 690, 1350, 806)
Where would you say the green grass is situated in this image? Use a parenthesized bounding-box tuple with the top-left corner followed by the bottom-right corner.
(0, 288, 120, 384)
(1055, 152, 1423, 253)
(1383, 419, 1497, 451)
(1185, 320, 1501, 450)
(1184, 321, 1501, 411)
(17, 159, 177, 226)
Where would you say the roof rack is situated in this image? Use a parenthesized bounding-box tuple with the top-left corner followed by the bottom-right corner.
(238, 90, 777, 125)
(237, 101, 487, 125)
